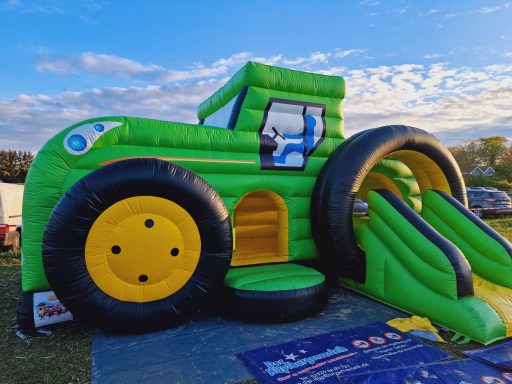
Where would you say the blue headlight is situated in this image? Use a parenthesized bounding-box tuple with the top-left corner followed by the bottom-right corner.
(67, 134, 87, 152)
(93, 123, 105, 132)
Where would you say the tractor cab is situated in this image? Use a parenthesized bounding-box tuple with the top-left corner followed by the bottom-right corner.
(199, 61, 345, 170)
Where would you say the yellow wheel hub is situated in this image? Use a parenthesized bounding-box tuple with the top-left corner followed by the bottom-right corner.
(85, 196, 201, 302)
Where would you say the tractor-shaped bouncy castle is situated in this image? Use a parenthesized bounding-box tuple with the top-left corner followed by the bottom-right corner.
(18, 62, 512, 344)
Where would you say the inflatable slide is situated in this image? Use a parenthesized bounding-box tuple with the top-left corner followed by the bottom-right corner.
(346, 189, 512, 344)
(17, 61, 512, 344)
(313, 126, 512, 344)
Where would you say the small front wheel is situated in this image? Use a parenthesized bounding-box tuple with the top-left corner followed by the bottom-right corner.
(472, 207, 484, 219)
(43, 158, 232, 332)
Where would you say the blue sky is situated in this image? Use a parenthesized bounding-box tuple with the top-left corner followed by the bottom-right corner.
(1, 0, 511, 150)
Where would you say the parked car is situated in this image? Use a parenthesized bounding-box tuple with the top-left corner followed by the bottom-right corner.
(0, 182, 23, 251)
(466, 187, 512, 218)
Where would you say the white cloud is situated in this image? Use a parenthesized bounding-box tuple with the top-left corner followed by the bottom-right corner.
(392, 7, 408, 15)
(504, 51, 512, 58)
(360, 0, 379, 6)
(420, 9, 439, 16)
(36, 52, 253, 82)
(0, 81, 223, 151)
(2, 54, 512, 150)
(252, 54, 284, 66)
(0, 0, 105, 14)
(335, 49, 365, 58)
(322, 63, 512, 145)
(280, 52, 330, 67)
(424, 53, 444, 59)
(36, 52, 166, 78)
(475, 3, 510, 14)
(0, 0, 64, 14)
(212, 52, 252, 68)
(35, 49, 369, 82)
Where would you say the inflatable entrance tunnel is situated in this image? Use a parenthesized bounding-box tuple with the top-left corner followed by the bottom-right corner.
(18, 62, 512, 344)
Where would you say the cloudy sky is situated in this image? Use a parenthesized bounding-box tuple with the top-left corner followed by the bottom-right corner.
(1, 0, 511, 151)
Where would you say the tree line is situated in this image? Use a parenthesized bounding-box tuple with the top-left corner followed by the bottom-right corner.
(0, 136, 510, 189)
(0, 150, 34, 184)
(448, 136, 512, 191)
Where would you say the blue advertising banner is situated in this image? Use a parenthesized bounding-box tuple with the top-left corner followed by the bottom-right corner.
(237, 322, 450, 384)
(338, 359, 512, 384)
(465, 340, 512, 370)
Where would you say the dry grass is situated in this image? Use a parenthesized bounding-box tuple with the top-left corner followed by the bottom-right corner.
(0, 251, 93, 384)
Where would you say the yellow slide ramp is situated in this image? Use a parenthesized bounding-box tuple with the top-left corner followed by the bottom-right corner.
(473, 274, 512, 337)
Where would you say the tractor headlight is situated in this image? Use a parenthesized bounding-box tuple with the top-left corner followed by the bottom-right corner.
(63, 121, 122, 155)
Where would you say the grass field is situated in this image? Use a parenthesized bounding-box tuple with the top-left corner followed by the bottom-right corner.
(1, 216, 511, 383)
(484, 216, 512, 242)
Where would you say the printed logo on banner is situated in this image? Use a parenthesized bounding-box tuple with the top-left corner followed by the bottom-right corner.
(259, 98, 326, 171)
(481, 376, 505, 384)
(384, 332, 403, 341)
(368, 336, 387, 345)
(352, 340, 371, 349)
(33, 291, 73, 327)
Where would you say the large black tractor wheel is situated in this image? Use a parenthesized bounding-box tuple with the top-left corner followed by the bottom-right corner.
(43, 158, 232, 333)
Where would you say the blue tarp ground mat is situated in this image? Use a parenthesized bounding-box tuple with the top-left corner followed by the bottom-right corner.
(91, 288, 404, 384)
(465, 340, 512, 370)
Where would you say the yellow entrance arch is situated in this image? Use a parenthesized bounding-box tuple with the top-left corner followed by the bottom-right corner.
(231, 190, 288, 266)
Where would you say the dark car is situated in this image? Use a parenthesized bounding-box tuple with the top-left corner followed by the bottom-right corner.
(466, 187, 512, 218)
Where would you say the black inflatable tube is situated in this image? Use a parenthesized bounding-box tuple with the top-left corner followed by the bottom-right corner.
(312, 125, 466, 283)
(17, 291, 36, 332)
(221, 283, 327, 323)
(311, 129, 374, 281)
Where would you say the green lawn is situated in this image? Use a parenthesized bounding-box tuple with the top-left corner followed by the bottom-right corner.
(484, 216, 512, 242)
(1, 217, 511, 383)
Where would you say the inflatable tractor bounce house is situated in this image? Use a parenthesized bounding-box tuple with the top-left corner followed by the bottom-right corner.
(17, 62, 512, 344)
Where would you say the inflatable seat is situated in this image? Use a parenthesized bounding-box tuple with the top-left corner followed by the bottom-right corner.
(222, 263, 327, 322)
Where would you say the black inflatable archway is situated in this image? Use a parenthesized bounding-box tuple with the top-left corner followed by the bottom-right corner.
(311, 125, 466, 283)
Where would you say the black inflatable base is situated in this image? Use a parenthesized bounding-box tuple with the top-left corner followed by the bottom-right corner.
(220, 264, 328, 323)
(222, 284, 328, 323)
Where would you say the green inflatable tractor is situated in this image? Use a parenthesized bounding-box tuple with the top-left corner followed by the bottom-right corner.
(18, 62, 512, 344)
